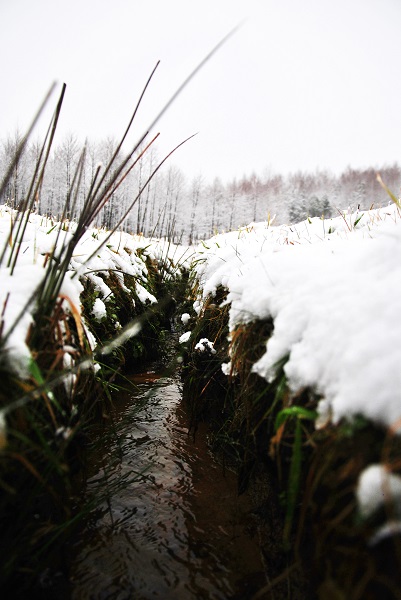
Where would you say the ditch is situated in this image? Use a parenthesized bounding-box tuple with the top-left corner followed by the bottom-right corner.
(63, 364, 267, 600)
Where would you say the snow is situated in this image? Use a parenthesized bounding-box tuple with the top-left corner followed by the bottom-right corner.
(0, 264, 43, 376)
(192, 204, 401, 432)
(0, 205, 188, 378)
(92, 298, 107, 322)
(356, 464, 401, 519)
(2, 200, 401, 530)
(188, 202, 401, 528)
(181, 313, 191, 325)
(194, 338, 216, 354)
(179, 331, 191, 344)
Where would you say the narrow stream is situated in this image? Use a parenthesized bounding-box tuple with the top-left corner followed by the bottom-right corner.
(68, 368, 266, 599)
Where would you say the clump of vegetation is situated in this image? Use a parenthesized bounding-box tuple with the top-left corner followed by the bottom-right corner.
(181, 286, 231, 425)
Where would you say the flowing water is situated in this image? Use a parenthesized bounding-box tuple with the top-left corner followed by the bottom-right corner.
(69, 369, 266, 600)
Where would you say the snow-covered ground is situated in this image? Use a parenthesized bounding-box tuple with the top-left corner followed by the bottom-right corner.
(0, 204, 190, 377)
(184, 203, 401, 523)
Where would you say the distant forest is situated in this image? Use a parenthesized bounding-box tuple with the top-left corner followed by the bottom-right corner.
(1, 131, 400, 243)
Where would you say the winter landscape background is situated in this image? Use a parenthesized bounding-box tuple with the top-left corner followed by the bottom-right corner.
(1, 132, 400, 243)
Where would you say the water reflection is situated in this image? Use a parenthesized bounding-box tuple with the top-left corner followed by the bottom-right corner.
(70, 374, 265, 599)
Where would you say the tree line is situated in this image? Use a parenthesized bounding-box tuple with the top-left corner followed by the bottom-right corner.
(1, 131, 400, 243)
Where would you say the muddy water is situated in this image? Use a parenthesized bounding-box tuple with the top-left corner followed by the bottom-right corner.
(69, 370, 266, 600)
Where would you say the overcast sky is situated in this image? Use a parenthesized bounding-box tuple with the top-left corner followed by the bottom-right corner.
(1, 0, 400, 183)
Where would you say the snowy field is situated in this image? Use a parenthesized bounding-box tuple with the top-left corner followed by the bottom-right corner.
(184, 203, 401, 521)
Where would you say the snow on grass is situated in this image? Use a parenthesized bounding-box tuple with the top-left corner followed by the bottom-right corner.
(0, 205, 189, 377)
(356, 464, 401, 520)
(192, 204, 401, 433)
(189, 203, 401, 520)
(189, 202, 401, 517)
(0, 263, 43, 376)
(179, 331, 191, 344)
(92, 298, 107, 322)
(195, 338, 216, 354)
(181, 312, 191, 325)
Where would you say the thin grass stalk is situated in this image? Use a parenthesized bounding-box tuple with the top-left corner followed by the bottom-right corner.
(140, 26, 241, 145)
(0, 293, 10, 339)
(7, 85, 67, 274)
(4, 132, 152, 351)
(0, 127, 52, 267)
(81, 134, 196, 269)
(283, 418, 303, 546)
(85, 27, 239, 238)
(4, 27, 238, 296)
(150, 200, 168, 239)
(2, 29, 239, 378)
(26, 163, 113, 326)
(82, 130, 151, 227)
(170, 245, 195, 275)
(377, 173, 401, 210)
(80, 162, 103, 216)
(139, 161, 155, 234)
(0, 83, 56, 202)
(14, 84, 66, 253)
(45, 145, 88, 268)
(61, 143, 88, 223)
(87, 132, 159, 227)
(0, 33, 244, 591)
(90, 61, 160, 202)
(55, 129, 150, 249)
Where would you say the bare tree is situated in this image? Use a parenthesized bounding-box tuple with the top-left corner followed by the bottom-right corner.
(187, 174, 203, 243)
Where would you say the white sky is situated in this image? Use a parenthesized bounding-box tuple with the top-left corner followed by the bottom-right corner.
(1, 0, 400, 183)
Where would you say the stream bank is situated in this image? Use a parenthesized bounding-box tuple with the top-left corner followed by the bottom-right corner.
(179, 207, 401, 599)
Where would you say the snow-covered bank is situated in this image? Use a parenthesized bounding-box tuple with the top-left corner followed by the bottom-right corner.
(183, 202, 401, 551)
(0, 204, 190, 378)
(190, 204, 401, 432)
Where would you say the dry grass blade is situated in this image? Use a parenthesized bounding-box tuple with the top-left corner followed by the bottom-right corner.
(89, 60, 160, 203)
(4, 85, 66, 274)
(82, 133, 197, 268)
(0, 83, 56, 203)
(377, 173, 401, 209)
(143, 24, 242, 138)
